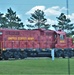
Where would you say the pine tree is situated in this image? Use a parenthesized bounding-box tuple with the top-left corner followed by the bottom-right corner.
(28, 9, 49, 29)
(53, 13, 74, 36)
(5, 8, 24, 29)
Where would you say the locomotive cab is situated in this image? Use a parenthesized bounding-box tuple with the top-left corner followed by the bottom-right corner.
(55, 30, 67, 48)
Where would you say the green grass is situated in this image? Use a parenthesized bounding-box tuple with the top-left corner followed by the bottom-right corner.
(0, 58, 74, 75)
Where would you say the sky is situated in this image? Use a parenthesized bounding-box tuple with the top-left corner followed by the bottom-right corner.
(0, 0, 74, 29)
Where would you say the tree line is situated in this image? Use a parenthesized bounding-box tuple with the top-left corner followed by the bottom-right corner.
(0, 8, 74, 36)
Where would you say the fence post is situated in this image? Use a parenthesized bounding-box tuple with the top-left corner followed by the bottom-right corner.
(51, 49, 54, 60)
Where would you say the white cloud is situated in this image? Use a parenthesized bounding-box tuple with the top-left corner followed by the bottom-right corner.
(44, 6, 66, 16)
(25, 6, 66, 25)
(25, 5, 74, 25)
(51, 6, 60, 10)
(26, 6, 66, 16)
(60, 7, 67, 11)
(67, 13, 74, 23)
(64, 13, 74, 24)
(46, 18, 57, 25)
(26, 6, 45, 15)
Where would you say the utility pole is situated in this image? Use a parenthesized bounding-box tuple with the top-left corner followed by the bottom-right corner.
(66, 0, 70, 75)
(66, 0, 69, 15)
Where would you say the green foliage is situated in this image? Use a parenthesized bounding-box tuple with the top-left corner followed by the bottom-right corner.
(5, 8, 24, 29)
(26, 24, 35, 29)
(0, 12, 8, 28)
(0, 8, 24, 29)
(53, 13, 74, 36)
(44, 24, 50, 30)
(28, 9, 50, 29)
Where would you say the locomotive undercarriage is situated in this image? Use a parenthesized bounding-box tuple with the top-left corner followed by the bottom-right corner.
(1, 48, 51, 60)
(55, 48, 74, 58)
(0, 48, 74, 60)
(2, 49, 27, 60)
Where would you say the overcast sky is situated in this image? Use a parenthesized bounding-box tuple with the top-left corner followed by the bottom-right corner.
(0, 0, 74, 27)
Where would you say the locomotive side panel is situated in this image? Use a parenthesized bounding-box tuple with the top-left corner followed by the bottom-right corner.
(2, 30, 20, 49)
(0, 28, 74, 59)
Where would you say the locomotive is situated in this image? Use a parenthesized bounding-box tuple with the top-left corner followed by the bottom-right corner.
(0, 28, 74, 60)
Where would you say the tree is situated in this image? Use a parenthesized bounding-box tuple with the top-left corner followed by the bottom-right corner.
(0, 12, 4, 27)
(44, 24, 50, 30)
(26, 24, 35, 29)
(28, 9, 48, 29)
(5, 8, 24, 29)
(0, 12, 8, 28)
(53, 13, 74, 36)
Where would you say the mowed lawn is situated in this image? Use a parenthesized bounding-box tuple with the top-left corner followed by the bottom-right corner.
(0, 58, 74, 75)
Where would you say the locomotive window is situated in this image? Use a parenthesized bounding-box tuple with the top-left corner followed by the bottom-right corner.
(54, 34, 57, 38)
(0, 32, 2, 35)
(60, 34, 64, 40)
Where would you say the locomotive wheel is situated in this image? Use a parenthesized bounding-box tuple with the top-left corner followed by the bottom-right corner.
(55, 50, 63, 57)
(19, 51, 27, 59)
(14, 51, 20, 59)
(3, 51, 11, 60)
(0, 57, 2, 60)
(63, 49, 72, 58)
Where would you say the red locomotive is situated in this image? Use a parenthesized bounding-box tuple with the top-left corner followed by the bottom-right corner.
(0, 28, 74, 60)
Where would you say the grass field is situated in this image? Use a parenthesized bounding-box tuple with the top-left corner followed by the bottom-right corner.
(0, 58, 74, 75)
